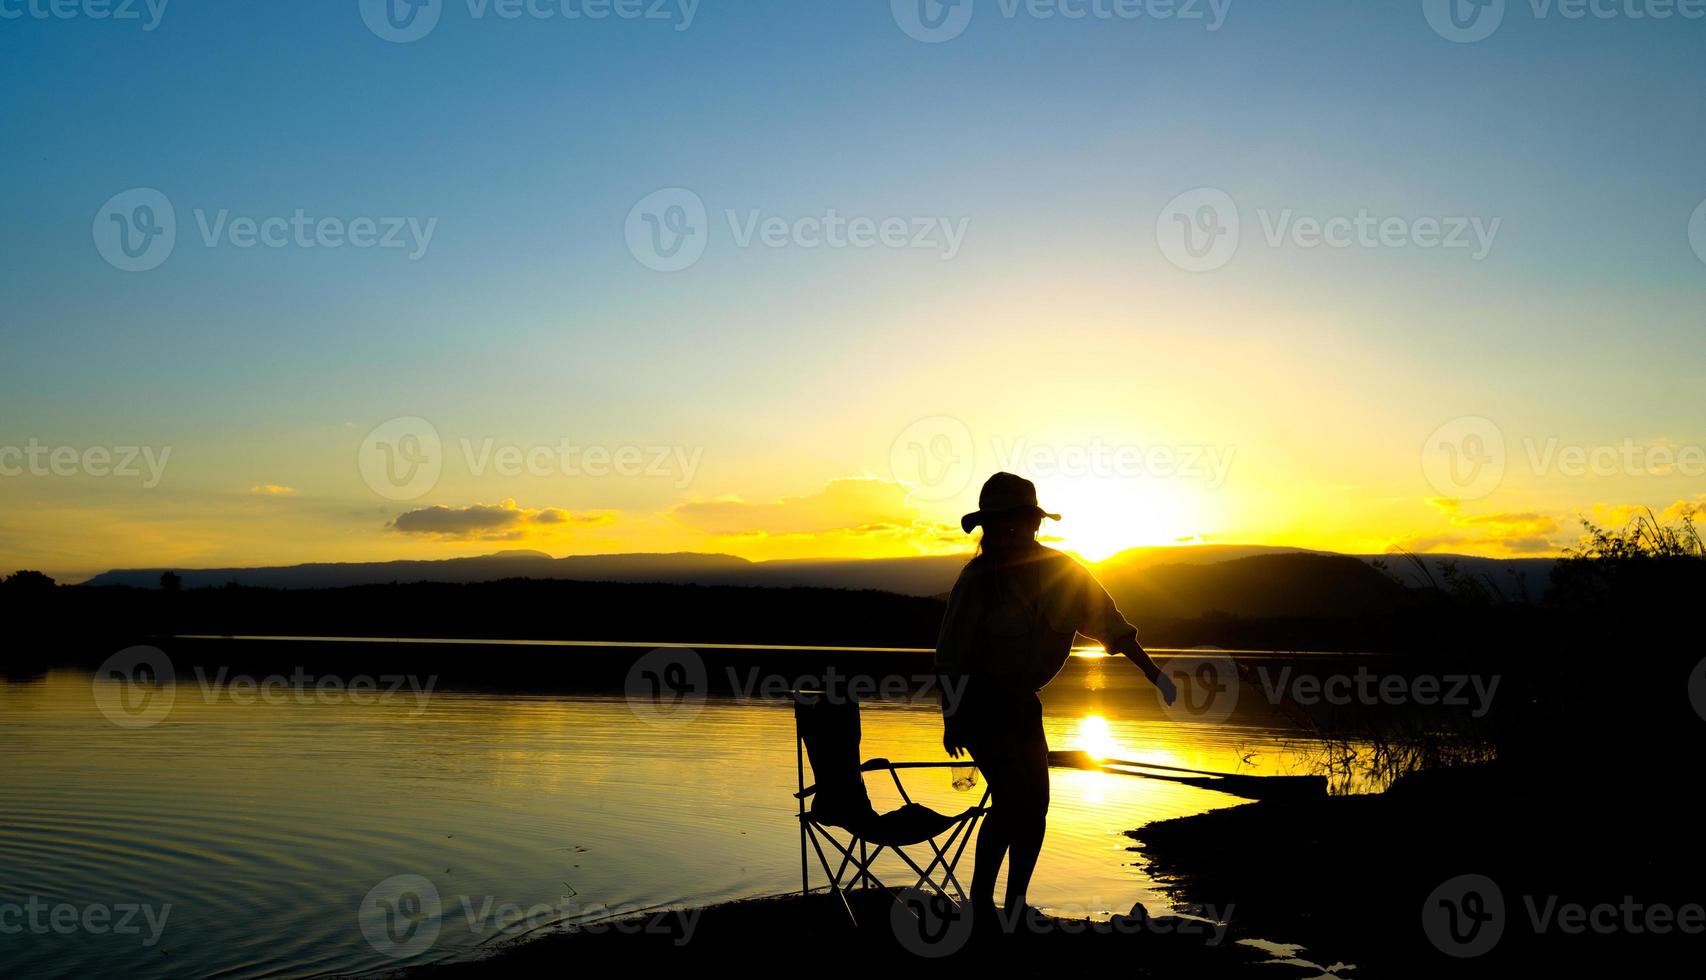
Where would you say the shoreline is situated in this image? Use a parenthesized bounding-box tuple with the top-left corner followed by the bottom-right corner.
(1129, 765, 1706, 977)
(369, 888, 1285, 979)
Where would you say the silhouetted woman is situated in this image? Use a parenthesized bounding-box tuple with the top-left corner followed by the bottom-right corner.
(935, 472, 1176, 921)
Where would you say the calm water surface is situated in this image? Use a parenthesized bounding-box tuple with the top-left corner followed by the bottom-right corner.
(0, 653, 1348, 979)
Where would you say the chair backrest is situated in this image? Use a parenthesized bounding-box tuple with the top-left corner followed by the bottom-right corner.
(793, 693, 874, 824)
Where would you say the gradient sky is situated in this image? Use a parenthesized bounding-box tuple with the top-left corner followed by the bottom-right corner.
(3, 0, 1704, 580)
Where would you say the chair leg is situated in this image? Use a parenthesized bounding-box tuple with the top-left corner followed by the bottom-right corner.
(804, 822, 858, 924)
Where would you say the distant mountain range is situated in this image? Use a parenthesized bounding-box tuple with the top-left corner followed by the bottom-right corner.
(80, 546, 1561, 620)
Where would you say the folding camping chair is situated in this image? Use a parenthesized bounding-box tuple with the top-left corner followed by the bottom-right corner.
(793, 693, 991, 921)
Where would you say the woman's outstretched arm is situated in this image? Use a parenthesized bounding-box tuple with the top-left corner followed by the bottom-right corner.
(1106, 632, 1177, 706)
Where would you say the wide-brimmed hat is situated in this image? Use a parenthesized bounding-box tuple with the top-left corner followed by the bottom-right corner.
(960, 472, 1061, 534)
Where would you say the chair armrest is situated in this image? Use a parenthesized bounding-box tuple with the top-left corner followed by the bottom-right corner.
(860, 760, 968, 772)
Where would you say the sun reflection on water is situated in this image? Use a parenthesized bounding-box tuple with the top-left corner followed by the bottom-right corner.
(1075, 714, 1117, 761)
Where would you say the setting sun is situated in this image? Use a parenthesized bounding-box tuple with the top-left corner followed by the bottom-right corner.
(1037, 476, 1210, 561)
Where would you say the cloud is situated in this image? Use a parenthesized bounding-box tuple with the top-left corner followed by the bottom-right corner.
(1424, 496, 1461, 513)
(1394, 510, 1565, 556)
(389, 500, 616, 541)
(250, 484, 298, 495)
(1588, 495, 1706, 530)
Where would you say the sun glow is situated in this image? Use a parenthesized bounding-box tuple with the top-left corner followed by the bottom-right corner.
(1074, 715, 1118, 762)
(1035, 476, 1209, 562)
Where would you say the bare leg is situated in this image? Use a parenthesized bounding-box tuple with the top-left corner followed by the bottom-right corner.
(999, 745, 1049, 910)
(969, 804, 1006, 909)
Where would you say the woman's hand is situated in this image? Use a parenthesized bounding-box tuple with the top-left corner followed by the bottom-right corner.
(1153, 669, 1178, 707)
(943, 715, 969, 759)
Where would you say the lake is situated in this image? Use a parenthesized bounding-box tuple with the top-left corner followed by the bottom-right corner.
(0, 648, 1359, 978)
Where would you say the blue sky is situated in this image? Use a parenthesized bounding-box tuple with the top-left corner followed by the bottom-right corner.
(2, 0, 1704, 576)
